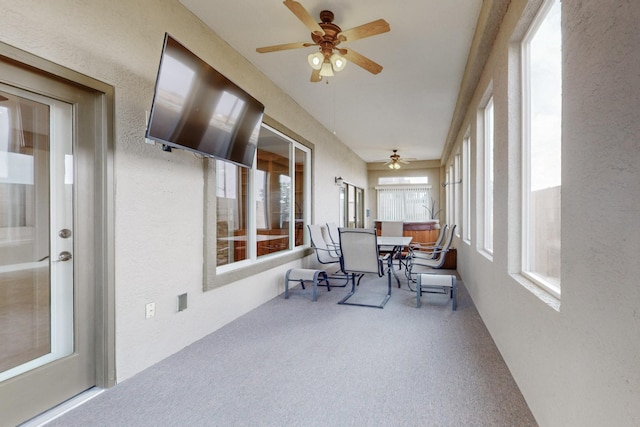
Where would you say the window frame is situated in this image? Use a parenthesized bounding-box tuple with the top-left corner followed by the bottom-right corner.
(482, 95, 494, 256)
(205, 121, 311, 290)
(454, 151, 461, 236)
(446, 166, 453, 226)
(520, 0, 562, 298)
(462, 132, 471, 244)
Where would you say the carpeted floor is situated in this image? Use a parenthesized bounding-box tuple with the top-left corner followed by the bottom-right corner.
(45, 271, 537, 426)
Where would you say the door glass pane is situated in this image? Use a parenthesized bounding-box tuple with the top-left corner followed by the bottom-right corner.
(355, 188, 364, 228)
(0, 90, 73, 382)
(347, 184, 355, 227)
(338, 187, 345, 227)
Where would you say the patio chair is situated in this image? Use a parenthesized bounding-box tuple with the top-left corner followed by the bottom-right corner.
(406, 224, 457, 283)
(409, 224, 449, 260)
(307, 224, 348, 286)
(338, 227, 392, 309)
(325, 222, 341, 250)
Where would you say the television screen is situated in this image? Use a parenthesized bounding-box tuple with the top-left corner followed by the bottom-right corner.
(146, 34, 264, 168)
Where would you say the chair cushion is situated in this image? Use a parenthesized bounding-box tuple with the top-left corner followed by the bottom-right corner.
(287, 268, 325, 281)
(418, 274, 454, 288)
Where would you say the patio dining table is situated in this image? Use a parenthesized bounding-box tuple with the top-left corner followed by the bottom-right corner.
(377, 235, 412, 288)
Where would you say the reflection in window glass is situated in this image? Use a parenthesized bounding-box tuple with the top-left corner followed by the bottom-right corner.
(0, 91, 55, 375)
(255, 129, 290, 257)
(523, 0, 561, 295)
(215, 160, 248, 266)
(255, 169, 267, 229)
(294, 147, 306, 246)
(208, 122, 310, 279)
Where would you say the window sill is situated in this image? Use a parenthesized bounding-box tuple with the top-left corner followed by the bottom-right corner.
(205, 246, 313, 291)
(478, 248, 493, 262)
(512, 273, 561, 312)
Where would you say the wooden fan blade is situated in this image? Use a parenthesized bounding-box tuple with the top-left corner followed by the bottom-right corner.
(283, 0, 324, 36)
(256, 42, 315, 53)
(310, 68, 322, 82)
(399, 159, 410, 164)
(337, 19, 390, 43)
(341, 48, 383, 74)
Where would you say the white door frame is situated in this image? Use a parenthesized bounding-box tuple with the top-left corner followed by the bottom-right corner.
(0, 41, 115, 425)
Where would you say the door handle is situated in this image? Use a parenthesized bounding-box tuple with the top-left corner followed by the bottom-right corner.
(56, 251, 73, 262)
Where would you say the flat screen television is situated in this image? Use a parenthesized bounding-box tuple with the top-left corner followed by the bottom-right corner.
(146, 33, 264, 168)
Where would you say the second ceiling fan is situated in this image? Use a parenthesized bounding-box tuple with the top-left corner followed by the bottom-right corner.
(256, 0, 390, 82)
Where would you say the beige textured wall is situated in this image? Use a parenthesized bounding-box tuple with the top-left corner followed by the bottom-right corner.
(0, 0, 366, 381)
(443, 0, 640, 425)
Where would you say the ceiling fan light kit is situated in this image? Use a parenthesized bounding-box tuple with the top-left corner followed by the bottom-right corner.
(256, 0, 390, 82)
(383, 149, 410, 170)
(330, 53, 346, 71)
(319, 61, 334, 77)
(307, 52, 323, 69)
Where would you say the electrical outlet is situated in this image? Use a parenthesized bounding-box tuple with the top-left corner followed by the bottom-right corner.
(145, 302, 156, 319)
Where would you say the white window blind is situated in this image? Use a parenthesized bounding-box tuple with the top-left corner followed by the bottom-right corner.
(375, 185, 432, 221)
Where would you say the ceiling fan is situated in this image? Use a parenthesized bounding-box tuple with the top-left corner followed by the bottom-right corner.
(384, 150, 410, 170)
(256, 0, 390, 82)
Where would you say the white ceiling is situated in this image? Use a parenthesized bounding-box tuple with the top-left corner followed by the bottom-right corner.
(179, 0, 483, 163)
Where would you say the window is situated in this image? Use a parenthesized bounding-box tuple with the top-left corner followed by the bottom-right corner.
(522, 0, 561, 296)
(215, 160, 249, 265)
(209, 123, 310, 273)
(255, 129, 292, 257)
(376, 185, 433, 222)
(462, 133, 471, 243)
(454, 152, 461, 235)
(446, 166, 453, 225)
(378, 176, 429, 185)
(483, 96, 494, 254)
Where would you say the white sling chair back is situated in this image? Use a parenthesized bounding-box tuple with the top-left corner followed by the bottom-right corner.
(409, 224, 450, 261)
(325, 222, 341, 249)
(338, 227, 392, 309)
(406, 224, 457, 281)
(308, 224, 340, 264)
(307, 225, 348, 285)
(411, 224, 449, 251)
(381, 221, 404, 237)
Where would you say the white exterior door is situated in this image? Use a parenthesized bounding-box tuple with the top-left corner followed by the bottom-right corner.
(0, 46, 110, 423)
